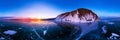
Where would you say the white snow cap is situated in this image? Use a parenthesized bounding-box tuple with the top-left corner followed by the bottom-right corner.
(55, 8, 99, 23)
(3, 30, 17, 35)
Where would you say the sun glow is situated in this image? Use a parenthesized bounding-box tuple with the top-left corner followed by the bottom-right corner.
(16, 18, 44, 24)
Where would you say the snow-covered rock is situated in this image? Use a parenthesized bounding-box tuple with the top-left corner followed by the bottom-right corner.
(55, 8, 99, 23)
(3, 30, 17, 35)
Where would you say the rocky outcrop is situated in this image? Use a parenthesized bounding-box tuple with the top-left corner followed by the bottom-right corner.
(55, 8, 99, 23)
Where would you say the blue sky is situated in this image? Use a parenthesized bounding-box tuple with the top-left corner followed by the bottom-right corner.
(0, 0, 120, 18)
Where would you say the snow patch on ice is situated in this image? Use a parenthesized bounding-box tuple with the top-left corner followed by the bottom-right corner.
(18, 28, 22, 29)
(43, 30, 47, 35)
(102, 20, 114, 25)
(111, 33, 119, 37)
(108, 22, 114, 24)
(3, 30, 17, 35)
(109, 33, 120, 39)
(102, 26, 107, 33)
(0, 37, 5, 40)
(0, 24, 4, 26)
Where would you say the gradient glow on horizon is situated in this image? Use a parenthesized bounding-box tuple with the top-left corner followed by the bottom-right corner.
(0, 3, 62, 18)
(15, 3, 62, 18)
(0, 0, 120, 18)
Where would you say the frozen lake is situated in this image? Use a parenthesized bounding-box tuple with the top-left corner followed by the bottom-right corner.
(0, 17, 120, 40)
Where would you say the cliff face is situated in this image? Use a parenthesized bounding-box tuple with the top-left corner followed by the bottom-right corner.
(55, 8, 99, 23)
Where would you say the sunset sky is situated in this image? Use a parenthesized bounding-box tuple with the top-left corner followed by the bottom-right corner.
(0, 0, 120, 18)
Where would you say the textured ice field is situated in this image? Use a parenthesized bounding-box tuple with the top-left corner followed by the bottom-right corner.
(0, 17, 120, 40)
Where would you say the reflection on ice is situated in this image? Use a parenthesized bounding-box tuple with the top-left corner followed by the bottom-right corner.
(55, 21, 99, 40)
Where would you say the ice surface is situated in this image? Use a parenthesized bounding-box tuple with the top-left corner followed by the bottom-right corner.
(0, 17, 120, 40)
(32, 28, 44, 40)
(108, 22, 114, 24)
(18, 28, 22, 29)
(0, 24, 4, 27)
